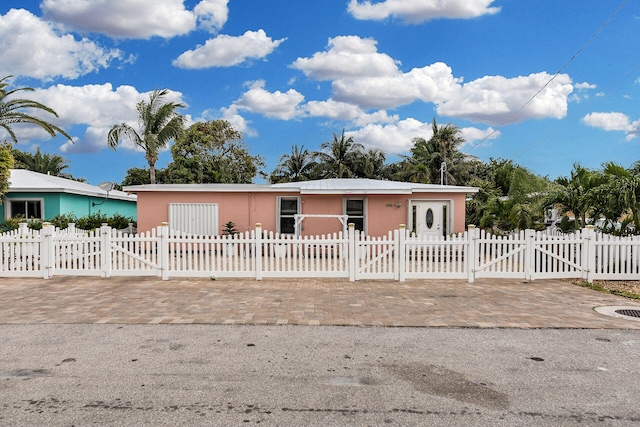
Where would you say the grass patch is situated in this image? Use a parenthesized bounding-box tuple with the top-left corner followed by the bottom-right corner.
(572, 280, 640, 302)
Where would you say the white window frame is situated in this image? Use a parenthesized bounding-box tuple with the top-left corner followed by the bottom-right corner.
(276, 196, 300, 234)
(5, 198, 45, 219)
(343, 197, 367, 234)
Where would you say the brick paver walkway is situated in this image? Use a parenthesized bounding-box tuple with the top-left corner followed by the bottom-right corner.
(0, 276, 639, 328)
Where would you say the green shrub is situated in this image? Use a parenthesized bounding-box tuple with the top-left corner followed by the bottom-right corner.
(107, 213, 135, 230)
(50, 213, 77, 229)
(75, 212, 108, 230)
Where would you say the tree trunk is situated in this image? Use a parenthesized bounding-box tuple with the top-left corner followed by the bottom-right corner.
(149, 162, 156, 184)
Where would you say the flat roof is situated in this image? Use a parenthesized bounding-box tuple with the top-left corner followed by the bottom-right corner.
(125, 178, 478, 195)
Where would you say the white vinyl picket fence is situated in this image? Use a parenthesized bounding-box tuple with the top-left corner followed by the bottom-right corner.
(1, 222, 639, 282)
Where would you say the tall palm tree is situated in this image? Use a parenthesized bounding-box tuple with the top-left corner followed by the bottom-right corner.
(0, 75, 72, 144)
(315, 130, 364, 178)
(270, 144, 317, 183)
(108, 89, 185, 184)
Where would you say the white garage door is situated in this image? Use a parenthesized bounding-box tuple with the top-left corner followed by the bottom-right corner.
(168, 203, 219, 236)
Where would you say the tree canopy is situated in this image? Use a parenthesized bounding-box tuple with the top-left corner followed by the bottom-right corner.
(166, 120, 265, 184)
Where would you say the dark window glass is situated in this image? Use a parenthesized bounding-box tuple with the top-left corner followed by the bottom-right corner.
(279, 198, 298, 234)
(10, 200, 42, 219)
(346, 199, 364, 215)
(346, 199, 365, 232)
(280, 199, 298, 215)
(426, 208, 434, 229)
(280, 217, 295, 234)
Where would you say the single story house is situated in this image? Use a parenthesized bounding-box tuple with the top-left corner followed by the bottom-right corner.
(1, 169, 137, 221)
(126, 178, 477, 237)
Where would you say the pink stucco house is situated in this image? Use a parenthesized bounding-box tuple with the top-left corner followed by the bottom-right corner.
(125, 178, 478, 237)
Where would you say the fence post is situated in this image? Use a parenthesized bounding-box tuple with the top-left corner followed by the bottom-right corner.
(467, 225, 476, 283)
(348, 223, 356, 282)
(525, 229, 535, 281)
(160, 222, 169, 280)
(41, 222, 54, 279)
(397, 224, 406, 282)
(255, 223, 263, 281)
(18, 222, 28, 236)
(584, 225, 596, 283)
(100, 223, 112, 278)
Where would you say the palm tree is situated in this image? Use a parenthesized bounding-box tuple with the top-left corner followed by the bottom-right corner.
(270, 144, 317, 183)
(108, 89, 185, 184)
(544, 163, 604, 231)
(355, 148, 387, 179)
(314, 130, 364, 178)
(398, 119, 468, 185)
(0, 75, 72, 144)
(12, 147, 70, 177)
(593, 162, 640, 234)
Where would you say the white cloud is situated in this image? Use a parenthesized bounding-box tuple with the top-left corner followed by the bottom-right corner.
(437, 72, 574, 125)
(575, 82, 596, 90)
(291, 36, 399, 80)
(582, 112, 640, 140)
(347, 118, 498, 153)
(232, 81, 305, 120)
(347, 0, 500, 23)
(0, 8, 123, 80)
(173, 30, 286, 69)
(8, 83, 187, 153)
(41, 0, 229, 39)
(332, 62, 462, 109)
(194, 0, 229, 33)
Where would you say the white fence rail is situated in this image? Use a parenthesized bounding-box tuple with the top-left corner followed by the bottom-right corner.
(1, 222, 639, 282)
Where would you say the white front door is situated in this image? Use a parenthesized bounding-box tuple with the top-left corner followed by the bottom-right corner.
(413, 202, 448, 237)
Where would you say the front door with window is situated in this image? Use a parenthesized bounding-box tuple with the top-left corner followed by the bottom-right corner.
(412, 201, 449, 237)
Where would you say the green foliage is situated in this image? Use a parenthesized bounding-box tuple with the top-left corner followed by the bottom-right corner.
(166, 120, 265, 184)
(12, 147, 71, 177)
(221, 221, 239, 236)
(0, 215, 24, 232)
(314, 130, 364, 179)
(121, 166, 168, 186)
(107, 213, 135, 230)
(0, 142, 15, 196)
(50, 213, 77, 229)
(74, 212, 109, 231)
(0, 75, 72, 144)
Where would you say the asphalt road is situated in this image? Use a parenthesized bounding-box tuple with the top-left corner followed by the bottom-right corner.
(1, 324, 639, 426)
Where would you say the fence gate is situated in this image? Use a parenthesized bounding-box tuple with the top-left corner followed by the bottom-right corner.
(473, 229, 530, 279)
(532, 231, 586, 279)
(355, 231, 397, 280)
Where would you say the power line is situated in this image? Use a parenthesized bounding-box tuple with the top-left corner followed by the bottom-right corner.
(463, 0, 631, 154)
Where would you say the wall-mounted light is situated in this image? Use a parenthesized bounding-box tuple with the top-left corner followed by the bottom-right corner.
(394, 202, 402, 209)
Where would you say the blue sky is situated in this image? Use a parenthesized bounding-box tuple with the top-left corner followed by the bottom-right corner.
(1, 0, 639, 185)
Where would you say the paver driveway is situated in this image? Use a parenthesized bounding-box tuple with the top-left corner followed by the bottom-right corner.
(1, 276, 639, 328)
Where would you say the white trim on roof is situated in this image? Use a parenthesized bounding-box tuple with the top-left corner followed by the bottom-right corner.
(125, 178, 478, 195)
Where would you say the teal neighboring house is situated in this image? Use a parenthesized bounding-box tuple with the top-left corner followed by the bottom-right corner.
(1, 169, 137, 221)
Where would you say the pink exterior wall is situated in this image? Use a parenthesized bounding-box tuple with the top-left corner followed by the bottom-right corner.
(135, 190, 469, 236)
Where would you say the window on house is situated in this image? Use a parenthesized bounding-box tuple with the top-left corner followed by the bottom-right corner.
(345, 198, 366, 232)
(278, 197, 299, 234)
(8, 200, 43, 219)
